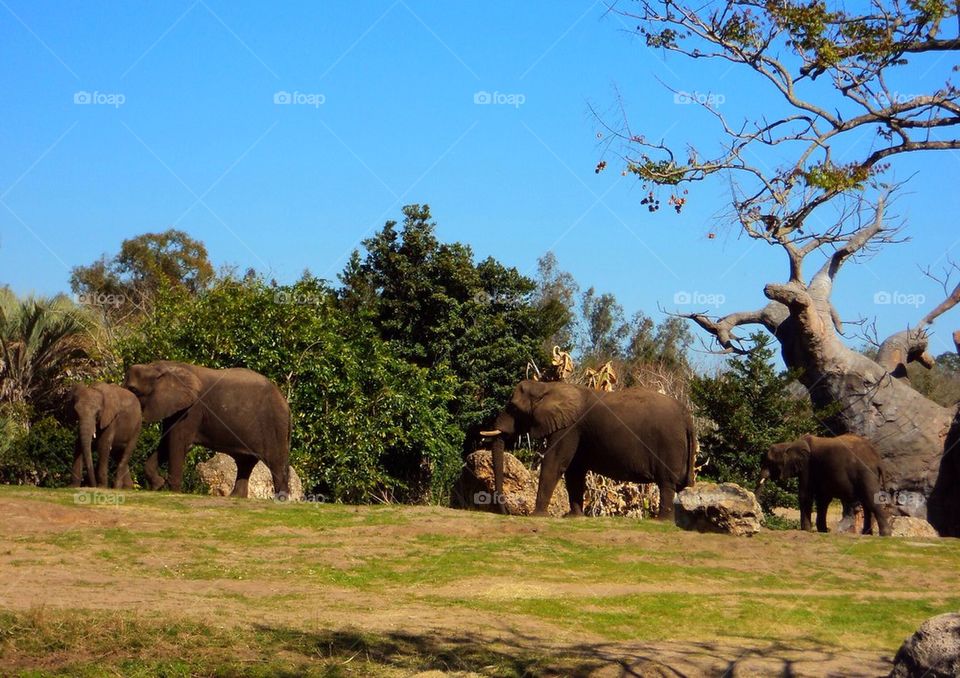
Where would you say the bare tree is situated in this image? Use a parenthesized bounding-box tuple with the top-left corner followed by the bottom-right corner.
(606, 0, 960, 533)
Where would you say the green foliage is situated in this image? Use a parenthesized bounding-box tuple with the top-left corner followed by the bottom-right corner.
(70, 229, 214, 318)
(907, 351, 960, 407)
(0, 288, 97, 416)
(0, 410, 75, 487)
(338, 204, 556, 430)
(116, 274, 462, 504)
(691, 333, 826, 511)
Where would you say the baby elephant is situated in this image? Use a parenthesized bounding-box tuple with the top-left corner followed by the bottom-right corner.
(67, 383, 142, 489)
(759, 434, 891, 536)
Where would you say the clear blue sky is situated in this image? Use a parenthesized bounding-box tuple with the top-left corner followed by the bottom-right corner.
(2, 1, 958, 360)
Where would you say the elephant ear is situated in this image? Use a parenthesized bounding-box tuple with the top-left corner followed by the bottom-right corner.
(93, 384, 120, 428)
(146, 363, 202, 421)
(529, 383, 581, 439)
(784, 442, 811, 476)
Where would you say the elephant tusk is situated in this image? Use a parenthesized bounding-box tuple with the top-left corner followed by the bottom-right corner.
(479, 429, 502, 437)
(757, 477, 766, 486)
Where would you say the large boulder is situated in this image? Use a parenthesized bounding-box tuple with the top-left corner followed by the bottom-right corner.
(891, 612, 960, 677)
(890, 516, 940, 538)
(196, 453, 304, 501)
(450, 450, 569, 517)
(675, 482, 763, 536)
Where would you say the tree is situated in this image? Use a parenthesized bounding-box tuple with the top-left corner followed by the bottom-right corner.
(339, 205, 557, 430)
(580, 287, 630, 361)
(0, 288, 96, 417)
(610, 1, 960, 534)
(691, 333, 825, 511)
(532, 252, 580, 352)
(70, 229, 214, 318)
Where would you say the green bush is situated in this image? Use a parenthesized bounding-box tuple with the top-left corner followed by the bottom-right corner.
(0, 410, 75, 487)
(115, 275, 462, 504)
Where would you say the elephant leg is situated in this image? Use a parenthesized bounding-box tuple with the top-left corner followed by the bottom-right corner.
(563, 460, 587, 517)
(815, 494, 830, 533)
(70, 448, 84, 488)
(862, 486, 891, 536)
(161, 421, 193, 493)
(533, 431, 579, 516)
(267, 458, 290, 499)
(799, 492, 814, 531)
(657, 484, 676, 520)
(231, 455, 258, 498)
(96, 431, 114, 488)
(114, 438, 137, 490)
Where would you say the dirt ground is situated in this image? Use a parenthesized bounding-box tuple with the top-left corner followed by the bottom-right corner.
(0, 488, 950, 677)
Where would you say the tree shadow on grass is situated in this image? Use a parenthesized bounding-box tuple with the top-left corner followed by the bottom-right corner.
(255, 624, 888, 677)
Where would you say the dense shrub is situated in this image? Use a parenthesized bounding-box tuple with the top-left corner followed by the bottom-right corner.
(115, 275, 462, 503)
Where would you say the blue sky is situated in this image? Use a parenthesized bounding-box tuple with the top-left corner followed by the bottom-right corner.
(1, 1, 958, 360)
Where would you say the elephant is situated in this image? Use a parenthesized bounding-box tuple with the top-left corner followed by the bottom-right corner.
(481, 380, 697, 519)
(759, 433, 891, 536)
(66, 383, 142, 489)
(123, 360, 290, 498)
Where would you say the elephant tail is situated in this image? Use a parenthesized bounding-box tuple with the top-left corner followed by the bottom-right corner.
(684, 421, 697, 488)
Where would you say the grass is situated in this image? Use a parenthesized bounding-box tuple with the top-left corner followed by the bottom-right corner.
(1, 484, 959, 675)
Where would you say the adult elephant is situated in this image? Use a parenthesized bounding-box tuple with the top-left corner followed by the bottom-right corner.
(66, 383, 142, 488)
(759, 434, 891, 536)
(124, 361, 290, 498)
(481, 380, 697, 519)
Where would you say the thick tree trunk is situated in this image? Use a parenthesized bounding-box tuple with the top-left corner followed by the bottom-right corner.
(767, 285, 959, 535)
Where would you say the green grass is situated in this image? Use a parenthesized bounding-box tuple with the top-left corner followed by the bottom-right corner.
(1, 484, 959, 675)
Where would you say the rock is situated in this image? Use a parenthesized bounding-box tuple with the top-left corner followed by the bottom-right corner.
(891, 612, 960, 677)
(890, 516, 940, 538)
(450, 450, 569, 517)
(836, 506, 865, 534)
(584, 473, 660, 518)
(195, 453, 304, 501)
(674, 482, 763, 536)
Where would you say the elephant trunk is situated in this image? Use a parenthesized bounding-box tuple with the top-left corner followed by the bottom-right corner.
(490, 433, 507, 515)
(78, 419, 97, 488)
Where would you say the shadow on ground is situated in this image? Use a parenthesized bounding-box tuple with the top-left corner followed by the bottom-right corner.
(256, 624, 891, 677)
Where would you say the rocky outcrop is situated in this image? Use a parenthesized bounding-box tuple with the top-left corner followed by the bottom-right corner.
(196, 453, 304, 501)
(891, 612, 960, 677)
(890, 516, 940, 538)
(674, 483, 763, 536)
(450, 450, 569, 517)
(584, 474, 660, 518)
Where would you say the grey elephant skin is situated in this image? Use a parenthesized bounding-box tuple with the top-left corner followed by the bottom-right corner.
(124, 361, 290, 498)
(485, 380, 697, 519)
(759, 433, 891, 536)
(66, 383, 142, 489)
